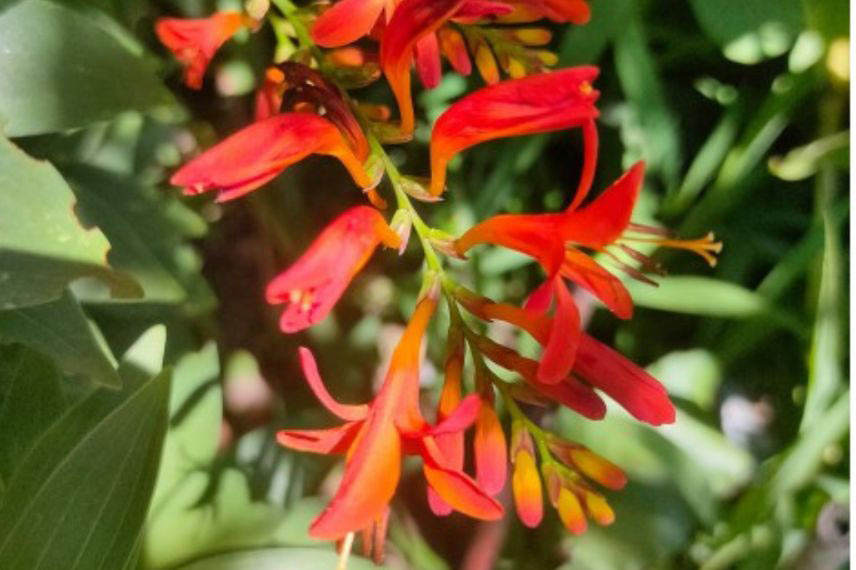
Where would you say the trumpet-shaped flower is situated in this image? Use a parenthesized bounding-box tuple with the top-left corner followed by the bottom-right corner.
(155, 11, 245, 89)
(429, 67, 600, 196)
(170, 113, 373, 202)
(277, 296, 503, 541)
(455, 162, 721, 384)
(311, 0, 392, 48)
(266, 206, 401, 333)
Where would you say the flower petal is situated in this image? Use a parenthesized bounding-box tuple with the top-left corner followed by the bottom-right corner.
(310, 409, 401, 539)
(575, 334, 675, 425)
(276, 422, 362, 454)
(421, 437, 504, 520)
(561, 161, 645, 246)
(297, 347, 369, 421)
(561, 248, 633, 319)
(438, 27, 472, 75)
(430, 67, 600, 195)
(429, 393, 481, 435)
(311, 0, 387, 47)
(381, 0, 468, 135)
(536, 277, 580, 384)
(557, 487, 586, 534)
(415, 32, 442, 88)
(170, 113, 372, 201)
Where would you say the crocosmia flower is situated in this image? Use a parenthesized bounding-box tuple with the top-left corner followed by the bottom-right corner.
(266, 206, 401, 333)
(277, 295, 503, 548)
(429, 67, 600, 196)
(170, 113, 373, 202)
(455, 162, 721, 385)
(381, 0, 468, 136)
(311, 0, 391, 48)
(155, 11, 245, 89)
(504, 0, 590, 24)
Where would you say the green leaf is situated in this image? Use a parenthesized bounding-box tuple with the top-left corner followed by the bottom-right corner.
(688, 0, 804, 64)
(625, 276, 768, 318)
(0, 325, 171, 570)
(647, 349, 721, 411)
(0, 290, 121, 387)
(0, 134, 141, 309)
(0, 345, 67, 481)
(768, 131, 849, 181)
(172, 547, 382, 570)
(63, 164, 209, 306)
(559, 0, 634, 65)
(0, 0, 174, 136)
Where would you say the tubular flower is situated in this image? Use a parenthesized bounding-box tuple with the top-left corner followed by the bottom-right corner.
(170, 113, 374, 202)
(510, 423, 542, 526)
(277, 296, 503, 544)
(266, 206, 401, 333)
(429, 67, 600, 196)
(380, 0, 468, 136)
(454, 162, 721, 384)
(311, 0, 392, 48)
(502, 0, 590, 24)
(155, 11, 246, 89)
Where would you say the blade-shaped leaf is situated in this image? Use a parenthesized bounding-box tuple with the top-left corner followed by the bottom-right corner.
(0, 134, 141, 309)
(0, 325, 170, 570)
(0, 0, 174, 136)
(0, 345, 67, 481)
(0, 290, 121, 387)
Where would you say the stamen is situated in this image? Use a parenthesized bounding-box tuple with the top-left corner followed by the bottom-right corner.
(622, 231, 722, 267)
(603, 250, 659, 286)
(579, 81, 593, 95)
(625, 222, 672, 237)
(288, 289, 302, 303)
(618, 244, 666, 276)
(336, 531, 355, 570)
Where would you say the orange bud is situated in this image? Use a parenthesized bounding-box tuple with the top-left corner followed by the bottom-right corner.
(583, 491, 615, 526)
(512, 449, 543, 527)
(557, 487, 586, 535)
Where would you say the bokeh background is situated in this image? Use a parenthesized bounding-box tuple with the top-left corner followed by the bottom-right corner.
(0, 0, 849, 569)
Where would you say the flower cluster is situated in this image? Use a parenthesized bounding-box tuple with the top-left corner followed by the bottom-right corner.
(159, 0, 720, 563)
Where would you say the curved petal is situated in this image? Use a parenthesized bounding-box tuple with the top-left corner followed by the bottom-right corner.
(429, 393, 481, 435)
(561, 248, 633, 319)
(533, 377, 606, 420)
(536, 277, 580, 383)
(438, 27, 472, 75)
(297, 347, 369, 421)
(311, 0, 387, 47)
(454, 212, 565, 271)
(575, 334, 675, 425)
(170, 113, 372, 201)
(512, 449, 542, 527)
(310, 411, 402, 539)
(276, 422, 362, 454)
(561, 161, 645, 246)
(523, 279, 554, 314)
(381, 0, 467, 135)
(421, 437, 504, 520)
(430, 67, 600, 195)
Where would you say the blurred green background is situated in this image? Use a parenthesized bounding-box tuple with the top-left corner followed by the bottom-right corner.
(0, 0, 849, 569)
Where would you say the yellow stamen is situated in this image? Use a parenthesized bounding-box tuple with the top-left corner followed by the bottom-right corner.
(336, 531, 355, 570)
(622, 231, 722, 267)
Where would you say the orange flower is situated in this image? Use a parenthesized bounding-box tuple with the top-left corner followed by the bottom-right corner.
(277, 296, 503, 542)
(266, 206, 401, 333)
(381, 0, 468, 136)
(170, 113, 373, 202)
(503, 0, 590, 24)
(155, 11, 245, 89)
(429, 67, 600, 196)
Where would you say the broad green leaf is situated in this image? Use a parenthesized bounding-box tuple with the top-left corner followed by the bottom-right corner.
(0, 290, 121, 387)
(647, 349, 721, 411)
(172, 547, 382, 570)
(0, 0, 173, 136)
(625, 276, 767, 318)
(0, 134, 141, 309)
(63, 164, 209, 306)
(688, 0, 804, 64)
(0, 325, 170, 570)
(0, 345, 66, 481)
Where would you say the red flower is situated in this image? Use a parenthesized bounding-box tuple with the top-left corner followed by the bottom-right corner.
(266, 206, 401, 333)
(170, 113, 374, 202)
(155, 11, 245, 89)
(503, 0, 590, 24)
(311, 0, 391, 48)
(429, 67, 600, 196)
(381, 0, 469, 136)
(277, 295, 503, 544)
(455, 161, 720, 386)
